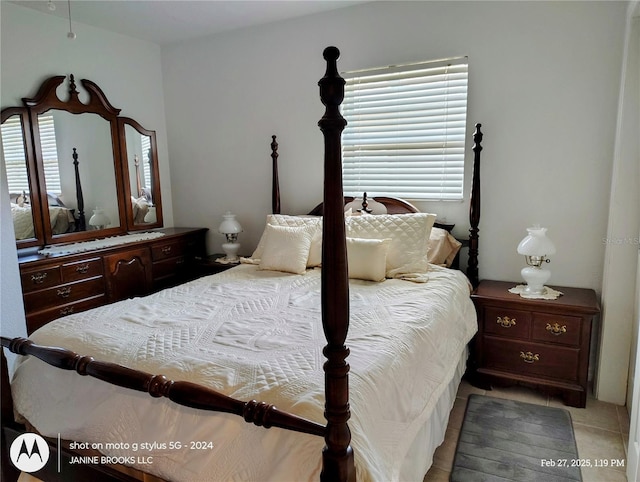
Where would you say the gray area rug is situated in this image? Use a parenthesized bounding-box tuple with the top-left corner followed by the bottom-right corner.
(450, 394, 582, 481)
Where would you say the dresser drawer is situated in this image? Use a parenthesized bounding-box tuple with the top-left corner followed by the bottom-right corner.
(23, 277, 104, 313)
(20, 266, 62, 292)
(482, 336, 580, 382)
(153, 256, 187, 280)
(483, 306, 531, 340)
(26, 294, 106, 334)
(61, 257, 103, 282)
(151, 241, 185, 261)
(531, 313, 582, 346)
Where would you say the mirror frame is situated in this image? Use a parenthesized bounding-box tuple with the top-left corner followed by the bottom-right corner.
(3, 74, 165, 249)
(23, 75, 128, 245)
(118, 117, 163, 230)
(2, 107, 45, 249)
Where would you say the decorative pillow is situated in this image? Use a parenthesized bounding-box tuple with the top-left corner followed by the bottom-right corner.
(345, 213, 437, 278)
(427, 227, 463, 267)
(347, 237, 391, 282)
(259, 224, 316, 274)
(252, 215, 322, 267)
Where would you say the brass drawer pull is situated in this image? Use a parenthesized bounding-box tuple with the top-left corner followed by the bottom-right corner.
(520, 351, 540, 363)
(60, 307, 75, 316)
(75, 264, 90, 274)
(161, 246, 172, 255)
(57, 287, 72, 298)
(546, 323, 567, 336)
(497, 316, 516, 328)
(31, 272, 48, 284)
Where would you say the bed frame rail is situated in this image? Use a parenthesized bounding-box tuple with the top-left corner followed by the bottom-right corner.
(0, 336, 325, 438)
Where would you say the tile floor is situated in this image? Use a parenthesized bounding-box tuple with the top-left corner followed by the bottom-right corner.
(424, 381, 630, 482)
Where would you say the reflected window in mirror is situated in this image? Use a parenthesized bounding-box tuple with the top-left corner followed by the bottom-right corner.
(38, 114, 62, 193)
(35, 110, 122, 237)
(120, 117, 162, 230)
(2, 107, 44, 247)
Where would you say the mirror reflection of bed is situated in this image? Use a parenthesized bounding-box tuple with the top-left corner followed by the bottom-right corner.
(1, 48, 483, 482)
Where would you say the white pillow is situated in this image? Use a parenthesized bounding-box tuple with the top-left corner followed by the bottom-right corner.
(259, 224, 316, 274)
(252, 215, 322, 267)
(347, 237, 391, 282)
(345, 213, 437, 278)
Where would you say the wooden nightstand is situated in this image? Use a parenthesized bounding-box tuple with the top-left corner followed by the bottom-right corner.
(194, 254, 238, 277)
(471, 280, 600, 407)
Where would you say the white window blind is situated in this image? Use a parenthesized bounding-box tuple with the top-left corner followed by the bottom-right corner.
(38, 114, 62, 194)
(141, 134, 151, 190)
(342, 57, 468, 200)
(1, 116, 30, 193)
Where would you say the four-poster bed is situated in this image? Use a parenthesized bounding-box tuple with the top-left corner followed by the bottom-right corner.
(1, 47, 483, 482)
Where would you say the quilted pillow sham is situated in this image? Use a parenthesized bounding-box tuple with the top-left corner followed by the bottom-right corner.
(345, 213, 437, 278)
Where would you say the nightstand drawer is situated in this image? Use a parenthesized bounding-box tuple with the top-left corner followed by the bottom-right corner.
(483, 306, 531, 340)
(532, 313, 582, 346)
(483, 337, 580, 382)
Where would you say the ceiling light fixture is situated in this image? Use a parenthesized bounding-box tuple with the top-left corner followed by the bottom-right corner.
(67, 0, 76, 39)
(47, 0, 56, 11)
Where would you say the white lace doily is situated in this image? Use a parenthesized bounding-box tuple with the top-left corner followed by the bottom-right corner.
(508, 284, 563, 300)
(38, 232, 166, 257)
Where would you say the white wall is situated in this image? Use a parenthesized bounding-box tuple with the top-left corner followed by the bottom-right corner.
(599, 3, 640, 405)
(162, 1, 626, 295)
(0, 3, 173, 357)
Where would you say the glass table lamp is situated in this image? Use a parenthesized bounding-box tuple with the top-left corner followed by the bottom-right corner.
(88, 207, 110, 230)
(218, 211, 243, 263)
(517, 225, 556, 295)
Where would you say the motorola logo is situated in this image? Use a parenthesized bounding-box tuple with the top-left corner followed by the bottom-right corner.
(9, 433, 50, 473)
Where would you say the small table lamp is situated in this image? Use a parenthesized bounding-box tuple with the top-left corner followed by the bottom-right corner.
(218, 211, 243, 263)
(517, 225, 556, 295)
(89, 207, 110, 230)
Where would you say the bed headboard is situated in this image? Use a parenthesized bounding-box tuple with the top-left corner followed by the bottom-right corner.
(269, 126, 483, 286)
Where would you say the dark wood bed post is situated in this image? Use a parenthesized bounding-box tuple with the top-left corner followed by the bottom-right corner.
(318, 47, 355, 482)
(72, 147, 86, 232)
(271, 135, 281, 214)
(467, 123, 483, 288)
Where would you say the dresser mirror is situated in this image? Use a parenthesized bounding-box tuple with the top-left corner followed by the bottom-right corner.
(35, 109, 122, 239)
(2, 107, 44, 248)
(3, 74, 163, 249)
(120, 117, 163, 230)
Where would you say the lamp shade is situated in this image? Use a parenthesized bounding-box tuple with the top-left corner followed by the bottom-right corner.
(88, 207, 110, 229)
(517, 226, 556, 256)
(218, 211, 242, 234)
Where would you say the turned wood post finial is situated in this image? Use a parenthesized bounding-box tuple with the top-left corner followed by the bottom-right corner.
(468, 123, 483, 288)
(271, 135, 280, 214)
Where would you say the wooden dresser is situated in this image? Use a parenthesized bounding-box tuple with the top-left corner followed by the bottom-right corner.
(471, 280, 600, 407)
(18, 228, 207, 334)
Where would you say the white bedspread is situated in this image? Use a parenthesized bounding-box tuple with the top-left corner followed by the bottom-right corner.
(12, 264, 477, 482)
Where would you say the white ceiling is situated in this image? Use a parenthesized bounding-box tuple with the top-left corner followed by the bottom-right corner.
(10, 0, 368, 46)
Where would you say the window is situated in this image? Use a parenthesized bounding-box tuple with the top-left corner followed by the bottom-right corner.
(342, 57, 468, 201)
